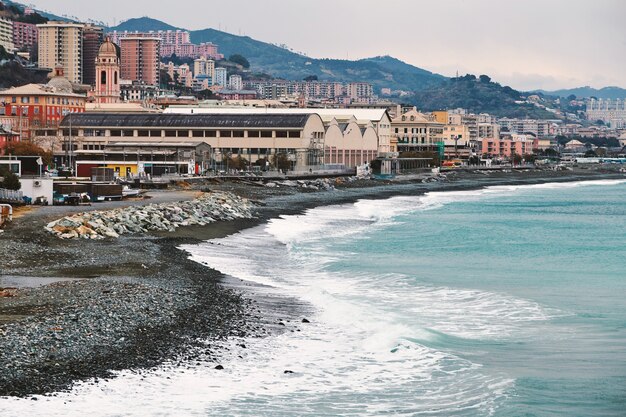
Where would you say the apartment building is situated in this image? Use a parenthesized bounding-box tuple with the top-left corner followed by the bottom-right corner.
(120, 37, 160, 86)
(497, 118, 551, 138)
(228, 74, 243, 91)
(12, 20, 37, 51)
(82, 25, 104, 86)
(586, 98, 626, 128)
(0, 17, 14, 52)
(391, 108, 444, 154)
(37, 22, 84, 84)
(214, 67, 227, 87)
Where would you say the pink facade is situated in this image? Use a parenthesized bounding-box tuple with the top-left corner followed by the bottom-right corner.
(109, 30, 223, 59)
(13, 21, 38, 50)
(482, 138, 535, 158)
(120, 38, 160, 86)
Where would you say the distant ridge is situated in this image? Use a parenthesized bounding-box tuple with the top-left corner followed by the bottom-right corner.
(105, 17, 446, 92)
(535, 86, 626, 100)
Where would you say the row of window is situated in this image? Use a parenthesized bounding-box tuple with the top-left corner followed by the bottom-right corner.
(75, 129, 305, 138)
(8, 96, 83, 106)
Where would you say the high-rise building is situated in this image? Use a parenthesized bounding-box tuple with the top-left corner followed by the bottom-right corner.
(94, 38, 120, 103)
(120, 37, 160, 86)
(37, 22, 85, 84)
(12, 21, 38, 51)
(82, 25, 104, 86)
(193, 56, 215, 79)
(0, 17, 15, 52)
(214, 67, 227, 87)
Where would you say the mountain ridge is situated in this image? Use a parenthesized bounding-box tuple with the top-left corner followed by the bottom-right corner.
(534, 86, 626, 100)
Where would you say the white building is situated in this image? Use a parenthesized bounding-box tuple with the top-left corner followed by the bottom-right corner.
(228, 74, 243, 91)
(214, 67, 227, 87)
(586, 98, 626, 128)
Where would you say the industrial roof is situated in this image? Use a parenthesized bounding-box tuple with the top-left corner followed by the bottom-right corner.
(60, 113, 315, 129)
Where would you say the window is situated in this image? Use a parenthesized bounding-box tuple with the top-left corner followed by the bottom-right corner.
(205, 130, 217, 137)
(260, 130, 272, 138)
(192, 130, 204, 138)
(232, 130, 244, 138)
(101, 70, 107, 85)
(288, 131, 301, 138)
(275, 131, 288, 138)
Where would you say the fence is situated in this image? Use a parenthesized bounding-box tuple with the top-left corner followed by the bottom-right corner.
(0, 188, 23, 203)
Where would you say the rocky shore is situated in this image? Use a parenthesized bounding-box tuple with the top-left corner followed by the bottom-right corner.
(44, 191, 255, 239)
(1, 167, 625, 398)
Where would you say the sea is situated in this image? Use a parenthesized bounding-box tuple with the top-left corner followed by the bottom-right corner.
(2, 179, 626, 416)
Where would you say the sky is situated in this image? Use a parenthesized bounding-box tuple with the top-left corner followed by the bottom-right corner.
(26, 0, 626, 91)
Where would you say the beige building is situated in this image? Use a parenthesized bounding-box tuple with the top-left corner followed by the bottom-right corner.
(441, 124, 472, 158)
(37, 22, 84, 84)
(391, 108, 444, 154)
(193, 56, 215, 80)
(55, 113, 327, 172)
(164, 106, 391, 161)
(0, 17, 14, 52)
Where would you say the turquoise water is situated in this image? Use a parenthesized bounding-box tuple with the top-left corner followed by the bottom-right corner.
(3, 179, 625, 416)
(326, 181, 626, 416)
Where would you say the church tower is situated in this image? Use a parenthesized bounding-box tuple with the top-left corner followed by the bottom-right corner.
(94, 37, 120, 103)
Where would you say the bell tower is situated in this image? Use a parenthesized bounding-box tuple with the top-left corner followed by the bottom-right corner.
(94, 37, 120, 103)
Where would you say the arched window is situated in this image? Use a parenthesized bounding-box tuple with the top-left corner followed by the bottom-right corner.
(114, 71, 118, 84)
(101, 70, 107, 85)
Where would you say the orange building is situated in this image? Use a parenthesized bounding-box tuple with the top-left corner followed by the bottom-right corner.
(120, 37, 160, 86)
(0, 69, 86, 140)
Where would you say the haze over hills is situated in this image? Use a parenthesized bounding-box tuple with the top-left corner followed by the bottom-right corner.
(535, 86, 626, 100)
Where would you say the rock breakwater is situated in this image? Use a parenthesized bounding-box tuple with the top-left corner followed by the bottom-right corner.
(44, 191, 255, 239)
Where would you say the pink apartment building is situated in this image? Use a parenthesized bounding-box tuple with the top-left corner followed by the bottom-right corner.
(482, 135, 535, 158)
(120, 37, 160, 86)
(12, 21, 38, 50)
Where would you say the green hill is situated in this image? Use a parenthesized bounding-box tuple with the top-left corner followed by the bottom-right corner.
(412, 75, 556, 119)
(109, 17, 182, 32)
(534, 86, 626, 100)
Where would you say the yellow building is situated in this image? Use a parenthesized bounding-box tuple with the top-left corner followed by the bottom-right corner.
(432, 110, 449, 125)
(390, 108, 444, 154)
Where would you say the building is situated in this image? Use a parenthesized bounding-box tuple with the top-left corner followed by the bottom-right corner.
(0, 126, 19, 154)
(164, 62, 192, 88)
(481, 134, 535, 158)
(216, 89, 257, 100)
(120, 37, 160, 86)
(82, 25, 104, 86)
(12, 21, 37, 51)
(196, 42, 223, 60)
(586, 98, 626, 128)
(56, 112, 327, 174)
(0, 17, 14, 52)
(228, 74, 243, 91)
(164, 106, 393, 155)
(0, 68, 86, 140)
(108, 30, 223, 60)
(214, 67, 227, 87)
(119, 80, 158, 102)
(441, 124, 472, 158)
(37, 22, 84, 84)
(497, 118, 551, 138)
(93, 38, 120, 104)
(347, 82, 374, 103)
(193, 56, 215, 78)
(391, 108, 444, 154)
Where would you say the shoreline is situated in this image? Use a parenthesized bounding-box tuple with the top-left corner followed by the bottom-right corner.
(1, 167, 625, 398)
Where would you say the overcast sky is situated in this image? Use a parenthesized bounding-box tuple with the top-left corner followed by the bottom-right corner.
(27, 0, 626, 91)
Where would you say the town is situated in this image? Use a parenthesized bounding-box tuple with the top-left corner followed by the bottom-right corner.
(0, 2, 625, 210)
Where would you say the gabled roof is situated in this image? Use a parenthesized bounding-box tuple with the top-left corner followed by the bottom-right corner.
(60, 113, 315, 129)
(0, 83, 86, 98)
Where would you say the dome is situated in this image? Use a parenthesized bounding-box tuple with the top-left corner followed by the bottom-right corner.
(98, 38, 118, 56)
(47, 73, 73, 93)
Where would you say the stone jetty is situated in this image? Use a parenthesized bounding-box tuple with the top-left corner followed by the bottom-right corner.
(45, 191, 254, 239)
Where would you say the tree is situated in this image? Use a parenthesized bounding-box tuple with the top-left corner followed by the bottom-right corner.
(196, 89, 214, 100)
(228, 54, 250, 69)
(584, 149, 597, 157)
(303, 75, 318, 82)
(567, 94, 577, 101)
(272, 153, 291, 171)
(523, 153, 536, 163)
(5, 141, 52, 166)
(0, 167, 21, 191)
(511, 153, 523, 165)
(479, 74, 491, 83)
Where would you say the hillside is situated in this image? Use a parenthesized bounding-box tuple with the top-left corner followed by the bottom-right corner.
(535, 86, 626, 100)
(412, 75, 556, 119)
(109, 17, 182, 32)
(105, 19, 446, 92)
